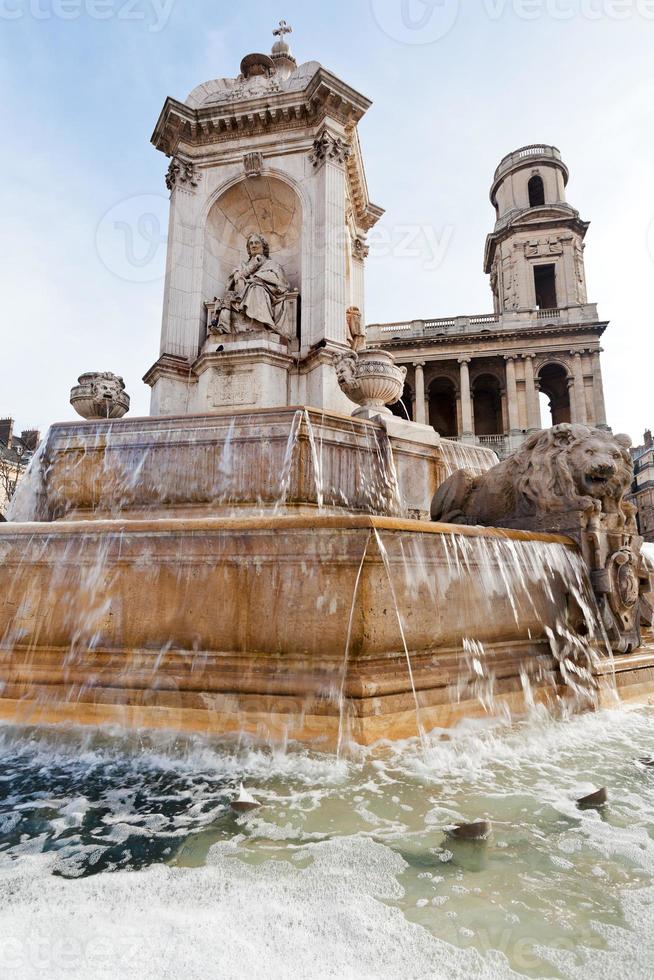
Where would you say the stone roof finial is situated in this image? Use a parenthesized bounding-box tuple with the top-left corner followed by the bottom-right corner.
(271, 19, 296, 76)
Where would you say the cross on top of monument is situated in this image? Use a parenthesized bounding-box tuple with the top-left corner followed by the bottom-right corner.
(273, 19, 292, 38)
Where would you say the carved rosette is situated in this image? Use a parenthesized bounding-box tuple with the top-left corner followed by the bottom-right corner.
(334, 348, 406, 418)
(310, 130, 351, 169)
(165, 158, 199, 192)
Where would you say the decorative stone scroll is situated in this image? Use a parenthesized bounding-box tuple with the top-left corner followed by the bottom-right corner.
(310, 130, 351, 169)
(431, 423, 647, 652)
(165, 158, 199, 192)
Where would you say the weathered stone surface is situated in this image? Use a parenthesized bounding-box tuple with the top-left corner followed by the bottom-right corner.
(334, 348, 407, 418)
(20, 409, 445, 523)
(0, 515, 590, 744)
(70, 372, 130, 421)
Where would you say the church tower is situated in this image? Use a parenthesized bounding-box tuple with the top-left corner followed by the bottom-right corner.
(484, 145, 589, 315)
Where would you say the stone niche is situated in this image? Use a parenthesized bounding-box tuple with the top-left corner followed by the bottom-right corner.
(202, 175, 303, 342)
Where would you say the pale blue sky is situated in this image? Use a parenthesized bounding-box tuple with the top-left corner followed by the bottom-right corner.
(1, 0, 653, 440)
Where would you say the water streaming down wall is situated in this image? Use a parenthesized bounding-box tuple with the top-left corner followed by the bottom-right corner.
(0, 408, 614, 746)
(8, 410, 410, 523)
(439, 440, 499, 477)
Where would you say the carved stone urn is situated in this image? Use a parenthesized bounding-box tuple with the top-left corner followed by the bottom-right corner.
(70, 372, 130, 421)
(334, 348, 407, 418)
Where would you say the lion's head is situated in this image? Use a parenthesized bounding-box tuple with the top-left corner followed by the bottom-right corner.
(514, 424, 634, 521)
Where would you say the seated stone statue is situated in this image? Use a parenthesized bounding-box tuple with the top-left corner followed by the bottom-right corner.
(210, 233, 292, 339)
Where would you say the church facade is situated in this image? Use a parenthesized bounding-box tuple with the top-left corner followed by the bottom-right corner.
(368, 144, 609, 458)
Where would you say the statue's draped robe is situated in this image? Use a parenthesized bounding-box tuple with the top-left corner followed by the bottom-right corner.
(236, 258, 290, 335)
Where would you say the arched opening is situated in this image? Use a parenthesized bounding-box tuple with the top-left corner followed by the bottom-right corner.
(528, 175, 545, 208)
(473, 374, 503, 436)
(390, 383, 414, 421)
(203, 176, 302, 346)
(428, 378, 457, 437)
(538, 363, 571, 425)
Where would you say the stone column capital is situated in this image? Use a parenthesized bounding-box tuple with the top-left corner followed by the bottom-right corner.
(503, 354, 517, 362)
(521, 352, 535, 360)
(458, 356, 472, 365)
(413, 361, 426, 369)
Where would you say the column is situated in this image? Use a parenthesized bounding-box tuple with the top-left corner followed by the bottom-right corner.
(523, 354, 542, 431)
(591, 350, 608, 428)
(413, 362, 426, 424)
(504, 355, 520, 433)
(571, 351, 587, 424)
(458, 357, 474, 438)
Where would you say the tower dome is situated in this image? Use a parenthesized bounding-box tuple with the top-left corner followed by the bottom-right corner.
(490, 144, 570, 226)
(484, 144, 590, 315)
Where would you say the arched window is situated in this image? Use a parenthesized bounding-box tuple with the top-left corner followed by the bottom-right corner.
(528, 175, 545, 208)
(472, 374, 503, 436)
(428, 378, 457, 437)
(538, 363, 571, 425)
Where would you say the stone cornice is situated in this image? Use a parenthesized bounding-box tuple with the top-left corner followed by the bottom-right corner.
(143, 354, 194, 387)
(376, 320, 608, 354)
(484, 208, 590, 272)
(151, 66, 373, 157)
(346, 130, 384, 232)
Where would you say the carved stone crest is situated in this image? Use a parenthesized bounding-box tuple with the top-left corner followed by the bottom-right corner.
(244, 152, 264, 177)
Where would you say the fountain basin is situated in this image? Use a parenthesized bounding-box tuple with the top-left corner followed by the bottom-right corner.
(0, 514, 621, 744)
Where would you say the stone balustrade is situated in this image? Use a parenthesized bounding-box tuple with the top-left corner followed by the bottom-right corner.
(367, 304, 600, 344)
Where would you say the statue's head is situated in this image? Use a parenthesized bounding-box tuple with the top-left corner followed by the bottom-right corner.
(246, 234, 270, 259)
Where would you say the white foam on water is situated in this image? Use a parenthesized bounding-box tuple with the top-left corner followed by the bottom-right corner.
(0, 839, 519, 980)
(1, 708, 654, 978)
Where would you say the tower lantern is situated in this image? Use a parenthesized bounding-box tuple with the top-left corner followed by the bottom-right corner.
(484, 144, 589, 315)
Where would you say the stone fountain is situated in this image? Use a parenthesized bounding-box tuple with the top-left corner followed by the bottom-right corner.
(1, 27, 653, 746)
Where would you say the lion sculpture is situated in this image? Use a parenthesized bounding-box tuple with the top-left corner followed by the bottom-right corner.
(431, 424, 636, 530)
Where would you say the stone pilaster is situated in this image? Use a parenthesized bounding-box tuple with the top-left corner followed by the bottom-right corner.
(591, 350, 609, 429)
(571, 351, 588, 425)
